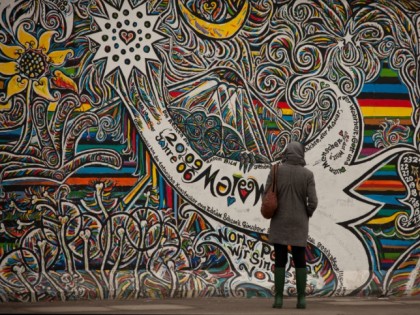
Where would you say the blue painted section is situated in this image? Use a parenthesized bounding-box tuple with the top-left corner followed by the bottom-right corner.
(362, 84, 409, 94)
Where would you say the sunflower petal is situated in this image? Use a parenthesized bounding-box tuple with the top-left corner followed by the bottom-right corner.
(51, 70, 78, 92)
(33, 77, 57, 101)
(48, 49, 73, 66)
(0, 61, 19, 76)
(0, 42, 24, 60)
(3, 75, 28, 101)
(17, 24, 38, 49)
(38, 31, 57, 53)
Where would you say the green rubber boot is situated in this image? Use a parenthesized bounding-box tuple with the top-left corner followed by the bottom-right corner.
(272, 267, 285, 308)
(296, 268, 307, 309)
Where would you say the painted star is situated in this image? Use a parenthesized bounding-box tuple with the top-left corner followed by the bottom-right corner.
(88, 0, 163, 79)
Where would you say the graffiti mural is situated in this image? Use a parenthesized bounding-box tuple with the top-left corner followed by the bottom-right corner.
(0, 0, 419, 301)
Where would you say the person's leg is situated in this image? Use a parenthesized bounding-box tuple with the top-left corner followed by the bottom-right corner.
(274, 243, 288, 267)
(291, 246, 306, 268)
(272, 244, 287, 308)
(291, 246, 307, 309)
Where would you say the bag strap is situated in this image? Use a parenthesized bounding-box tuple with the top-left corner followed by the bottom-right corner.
(271, 164, 277, 192)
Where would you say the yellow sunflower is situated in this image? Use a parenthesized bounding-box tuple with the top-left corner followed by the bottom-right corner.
(0, 24, 77, 102)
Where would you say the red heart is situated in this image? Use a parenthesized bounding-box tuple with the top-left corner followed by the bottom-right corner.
(119, 30, 135, 45)
(238, 184, 253, 202)
(239, 188, 250, 200)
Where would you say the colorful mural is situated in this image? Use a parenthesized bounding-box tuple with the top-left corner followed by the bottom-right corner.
(0, 0, 419, 302)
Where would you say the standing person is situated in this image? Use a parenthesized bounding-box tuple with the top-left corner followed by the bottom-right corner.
(264, 141, 318, 309)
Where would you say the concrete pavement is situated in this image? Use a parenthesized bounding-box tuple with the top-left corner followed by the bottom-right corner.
(1, 296, 419, 314)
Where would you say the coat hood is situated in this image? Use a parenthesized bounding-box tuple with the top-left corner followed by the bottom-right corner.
(282, 141, 306, 166)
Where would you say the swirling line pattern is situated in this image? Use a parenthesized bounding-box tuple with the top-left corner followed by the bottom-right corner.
(0, 0, 419, 302)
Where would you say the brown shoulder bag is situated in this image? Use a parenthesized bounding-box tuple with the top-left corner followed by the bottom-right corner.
(260, 164, 278, 219)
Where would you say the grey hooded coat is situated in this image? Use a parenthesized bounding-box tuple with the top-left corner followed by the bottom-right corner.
(264, 142, 318, 247)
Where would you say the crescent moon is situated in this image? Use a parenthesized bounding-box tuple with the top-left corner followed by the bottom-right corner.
(177, 1, 249, 39)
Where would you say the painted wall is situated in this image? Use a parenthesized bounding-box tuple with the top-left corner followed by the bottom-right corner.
(0, 0, 419, 301)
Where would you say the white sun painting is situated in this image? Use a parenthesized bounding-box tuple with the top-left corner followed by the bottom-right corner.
(88, 0, 163, 79)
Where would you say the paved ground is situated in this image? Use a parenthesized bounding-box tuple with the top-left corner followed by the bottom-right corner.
(1, 296, 419, 314)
